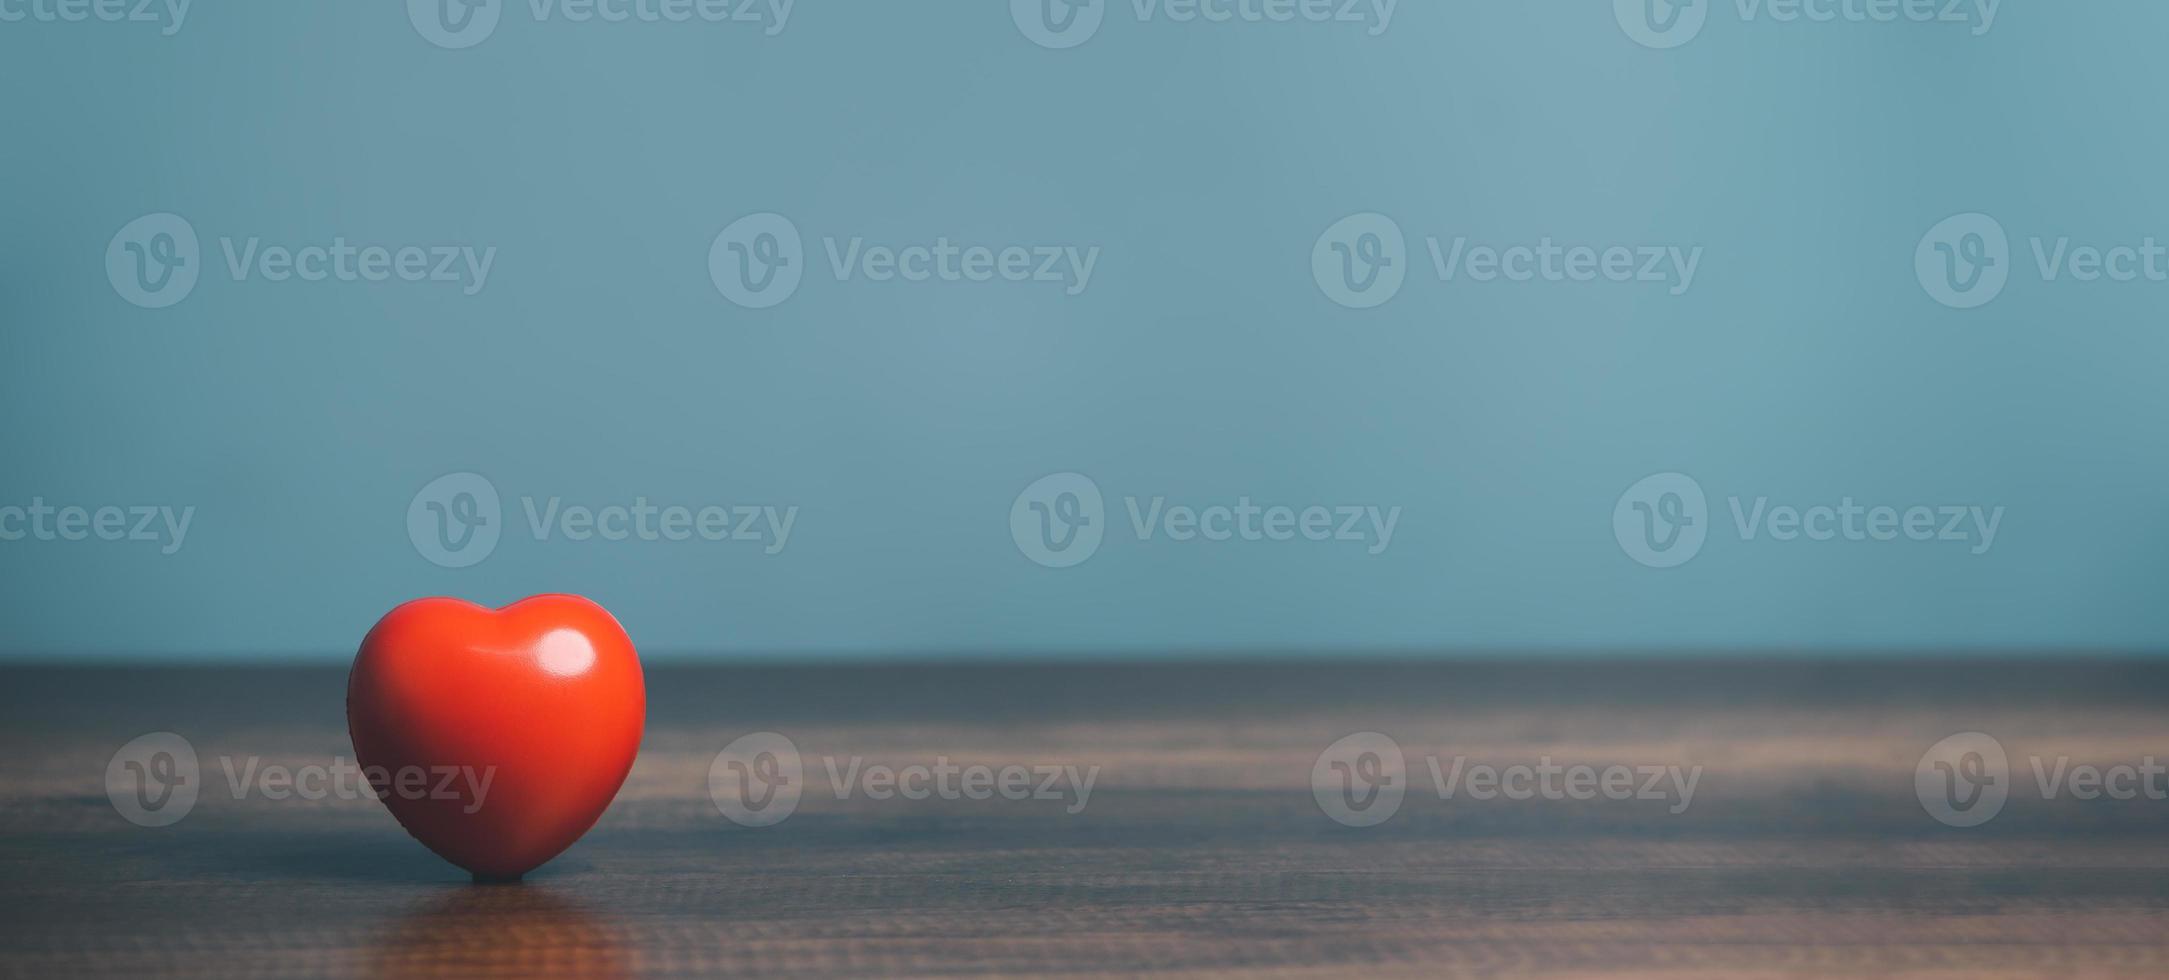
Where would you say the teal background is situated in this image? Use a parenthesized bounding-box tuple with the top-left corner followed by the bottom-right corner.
(3, 2, 2166, 658)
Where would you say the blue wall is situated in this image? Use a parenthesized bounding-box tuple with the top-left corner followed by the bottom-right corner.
(3, 1, 2166, 658)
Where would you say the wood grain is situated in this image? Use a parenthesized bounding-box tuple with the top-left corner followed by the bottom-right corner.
(5, 660, 2169, 978)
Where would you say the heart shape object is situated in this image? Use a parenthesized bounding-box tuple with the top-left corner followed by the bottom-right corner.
(347, 594, 645, 881)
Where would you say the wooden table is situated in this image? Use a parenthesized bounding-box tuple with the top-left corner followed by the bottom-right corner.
(5, 660, 2169, 977)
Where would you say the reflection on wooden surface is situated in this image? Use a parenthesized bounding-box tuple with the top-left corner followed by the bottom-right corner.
(369, 888, 628, 980)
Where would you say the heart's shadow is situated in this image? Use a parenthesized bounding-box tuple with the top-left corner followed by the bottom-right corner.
(201, 828, 472, 883)
(208, 826, 603, 884)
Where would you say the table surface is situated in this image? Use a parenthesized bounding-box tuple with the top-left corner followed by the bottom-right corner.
(5, 659, 2169, 978)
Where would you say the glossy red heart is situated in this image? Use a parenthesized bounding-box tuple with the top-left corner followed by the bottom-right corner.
(347, 594, 644, 881)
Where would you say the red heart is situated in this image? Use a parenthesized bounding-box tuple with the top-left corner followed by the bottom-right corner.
(347, 594, 645, 881)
